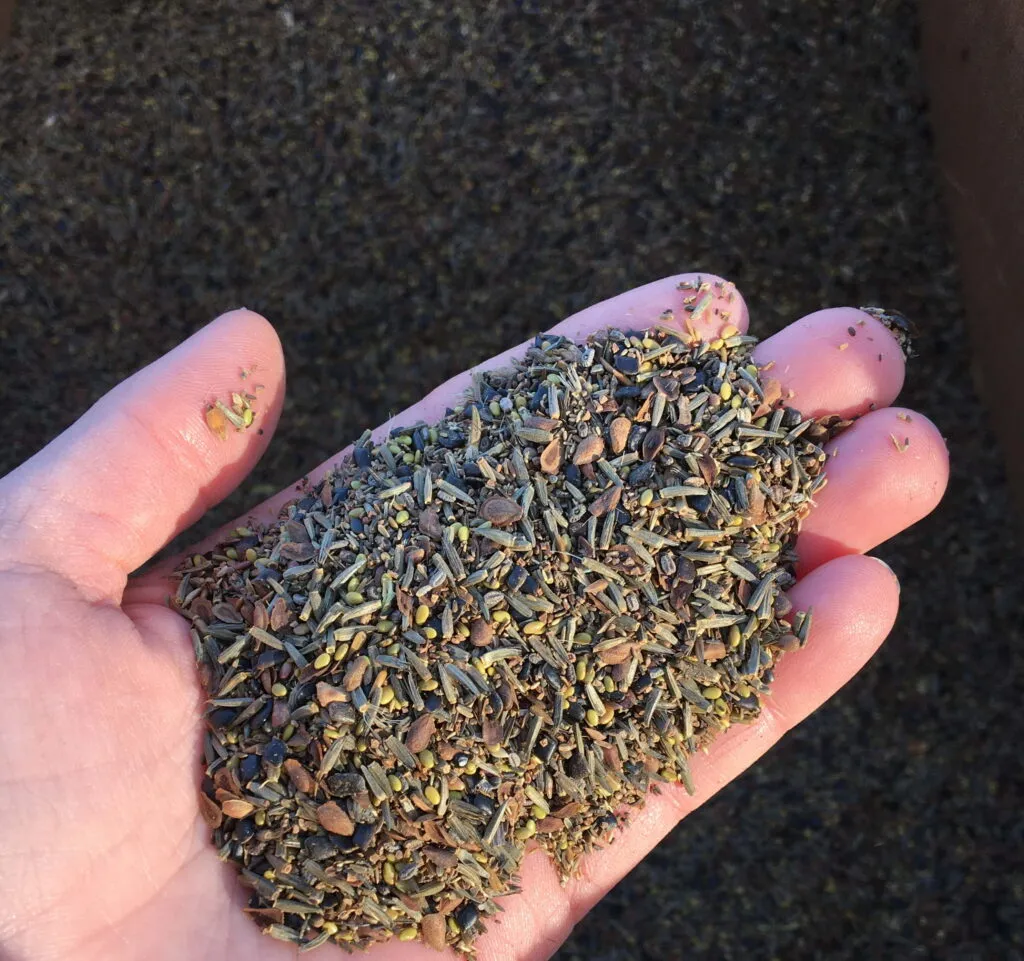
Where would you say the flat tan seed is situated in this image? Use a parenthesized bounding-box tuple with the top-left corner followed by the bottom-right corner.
(478, 496, 524, 526)
(221, 798, 255, 819)
(405, 714, 436, 753)
(421, 913, 448, 952)
(572, 434, 605, 465)
(608, 416, 631, 454)
(343, 655, 370, 691)
(539, 437, 563, 473)
(316, 682, 347, 706)
(284, 758, 316, 795)
(316, 801, 355, 836)
(470, 618, 494, 647)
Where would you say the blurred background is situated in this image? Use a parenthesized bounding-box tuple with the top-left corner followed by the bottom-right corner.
(2, 1, 1022, 958)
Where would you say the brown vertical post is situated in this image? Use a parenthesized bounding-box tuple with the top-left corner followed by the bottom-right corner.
(920, 1, 1024, 513)
(0, 0, 14, 42)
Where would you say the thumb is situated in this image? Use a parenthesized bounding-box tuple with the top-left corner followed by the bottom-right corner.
(0, 309, 285, 603)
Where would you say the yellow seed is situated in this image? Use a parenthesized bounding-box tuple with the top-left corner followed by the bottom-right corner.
(514, 819, 537, 840)
(603, 675, 616, 694)
(728, 625, 742, 649)
(660, 767, 678, 781)
(736, 681, 752, 697)
(703, 686, 723, 699)
(709, 337, 724, 350)
(255, 809, 266, 826)
(313, 653, 331, 670)
(492, 610, 511, 625)
(420, 678, 439, 692)
(383, 861, 396, 885)
(395, 509, 410, 525)
(345, 591, 364, 605)
(573, 632, 592, 644)
(585, 708, 600, 727)
(333, 642, 350, 661)
(575, 656, 589, 682)
(424, 626, 438, 639)
(415, 604, 430, 625)
(380, 686, 395, 706)
(424, 785, 442, 806)
(281, 723, 295, 741)
(388, 774, 403, 793)
(639, 488, 655, 507)
(350, 631, 367, 652)
(321, 922, 338, 937)
(729, 515, 744, 526)
(721, 324, 740, 338)
(271, 682, 288, 698)
(489, 400, 502, 417)
(457, 622, 470, 637)
(398, 927, 418, 942)
(523, 620, 545, 635)
(418, 750, 436, 769)
(355, 737, 369, 751)
(464, 760, 478, 775)
(225, 546, 238, 560)
(720, 381, 733, 401)
(714, 699, 729, 715)
(245, 547, 258, 562)
(224, 730, 238, 745)
(531, 804, 548, 820)
(458, 525, 470, 544)
(600, 706, 615, 725)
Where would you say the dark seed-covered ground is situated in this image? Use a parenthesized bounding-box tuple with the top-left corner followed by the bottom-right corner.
(1, 2, 1021, 959)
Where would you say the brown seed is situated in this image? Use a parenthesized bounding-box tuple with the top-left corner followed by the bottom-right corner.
(469, 618, 494, 647)
(535, 817, 565, 834)
(343, 655, 370, 691)
(539, 437, 562, 473)
(762, 376, 783, 408)
(572, 434, 605, 465)
(212, 601, 243, 624)
(422, 846, 460, 869)
(597, 642, 634, 665)
(284, 758, 316, 795)
(478, 496, 524, 526)
(271, 698, 290, 728)
(641, 426, 666, 461)
(703, 640, 728, 661)
(221, 798, 255, 819)
(696, 450, 718, 485)
(421, 913, 448, 952)
(419, 507, 443, 539)
(269, 596, 291, 631)
(482, 717, 504, 747)
(523, 415, 560, 431)
(774, 633, 801, 652)
(317, 801, 355, 836)
(199, 791, 223, 828)
(252, 599, 269, 631)
(316, 681, 348, 706)
(589, 485, 622, 517)
(608, 416, 631, 454)
(406, 714, 436, 753)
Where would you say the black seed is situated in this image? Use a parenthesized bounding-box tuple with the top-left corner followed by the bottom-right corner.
(353, 822, 376, 849)
(233, 818, 256, 842)
(208, 708, 237, 729)
(614, 385, 643, 399)
(305, 836, 340, 860)
(564, 463, 582, 487)
(473, 794, 496, 815)
(456, 903, 480, 932)
(239, 754, 261, 783)
(354, 446, 372, 468)
(423, 693, 443, 713)
(633, 673, 653, 693)
(565, 701, 587, 723)
(523, 575, 540, 594)
(614, 354, 640, 375)
(781, 408, 803, 427)
(263, 738, 287, 767)
(326, 772, 367, 797)
(507, 565, 527, 590)
(350, 518, 364, 534)
(628, 462, 656, 485)
(536, 738, 558, 763)
(438, 429, 466, 450)
(395, 464, 414, 478)
(727, 454, 760, 469)
(691, 494, 712, 515)
(626, 424, 647, 453)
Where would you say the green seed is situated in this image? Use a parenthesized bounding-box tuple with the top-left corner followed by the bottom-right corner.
(271, 682, 288, 698)
(418, 750, 436, 770)
(639, 488, 654, 507)
(585, 708, 600, 727)
(395, 510, 410, 525)
(388, 774, 403, 793)
(702, 685, 723, 699)
(523, 620, 545, 635)
(398, 927, 418, 942)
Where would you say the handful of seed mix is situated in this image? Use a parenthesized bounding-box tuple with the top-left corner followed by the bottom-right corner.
(176, 281, 854, 955)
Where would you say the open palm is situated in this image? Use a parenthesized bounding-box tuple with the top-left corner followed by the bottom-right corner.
(0, 275, 948, 961)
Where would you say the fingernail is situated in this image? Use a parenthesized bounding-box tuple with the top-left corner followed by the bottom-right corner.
(858, 306, 915, 359)
(870, 555, 900, 593)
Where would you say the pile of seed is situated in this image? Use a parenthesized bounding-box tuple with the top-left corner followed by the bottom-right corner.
(175, 281, 851, 954)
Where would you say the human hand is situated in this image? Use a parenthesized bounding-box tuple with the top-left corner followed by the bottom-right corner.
(0, 274, 948, 961)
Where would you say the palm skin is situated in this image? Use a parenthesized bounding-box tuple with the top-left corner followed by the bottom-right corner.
(0, 275, 948, 961)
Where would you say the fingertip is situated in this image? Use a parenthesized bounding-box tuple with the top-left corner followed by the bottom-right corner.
(752, 306, 906, 418)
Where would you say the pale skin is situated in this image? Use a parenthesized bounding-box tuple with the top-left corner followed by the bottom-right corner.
(0, 274, 949, 961)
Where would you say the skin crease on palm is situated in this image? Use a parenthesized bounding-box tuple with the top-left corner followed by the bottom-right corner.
(0, 274, 948, 961)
